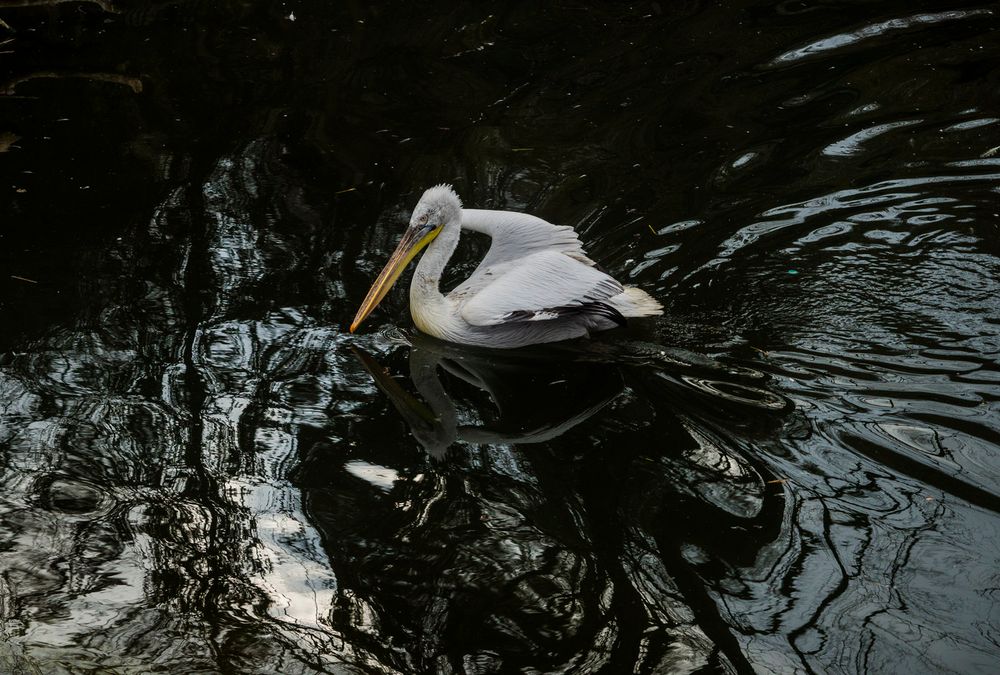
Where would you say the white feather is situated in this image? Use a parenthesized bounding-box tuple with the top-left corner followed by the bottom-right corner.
(460, 250, 623, 327)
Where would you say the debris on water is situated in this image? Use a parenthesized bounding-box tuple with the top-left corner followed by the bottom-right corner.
(0, 132, 19, 152)
(10, 275, 38, 284)
(344, 460, 399, 492)
(787, 269, 799, 275)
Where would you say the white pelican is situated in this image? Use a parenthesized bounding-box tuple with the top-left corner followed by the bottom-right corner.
(349, 185, 662, 348)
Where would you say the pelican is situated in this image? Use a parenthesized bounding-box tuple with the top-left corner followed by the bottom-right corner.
(349, 185, 662, 348)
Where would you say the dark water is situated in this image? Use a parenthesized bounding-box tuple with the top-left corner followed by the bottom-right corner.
(2, 1, 999, 672)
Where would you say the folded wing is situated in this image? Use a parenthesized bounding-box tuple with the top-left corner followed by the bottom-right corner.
(461, 209, 595, 268)
(460, 250, 625, 327)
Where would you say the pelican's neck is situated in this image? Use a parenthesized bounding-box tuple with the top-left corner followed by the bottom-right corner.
(410, 219, 461, 324)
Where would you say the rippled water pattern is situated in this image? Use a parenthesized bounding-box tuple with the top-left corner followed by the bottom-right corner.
(1, 1, 999, 673)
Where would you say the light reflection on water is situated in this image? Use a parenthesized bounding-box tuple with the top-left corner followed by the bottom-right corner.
(1, 1, 1000, 673)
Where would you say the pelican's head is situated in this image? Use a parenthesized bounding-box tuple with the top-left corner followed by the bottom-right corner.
(350, 185, 462, 333)
(408, 184, 462, 232)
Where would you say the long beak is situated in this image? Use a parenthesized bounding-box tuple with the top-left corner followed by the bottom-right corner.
(350, 225, 443, 333)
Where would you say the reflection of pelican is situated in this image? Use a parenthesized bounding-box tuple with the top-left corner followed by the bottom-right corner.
(350, 185, 662, 348)
(352, 335, 623, 457)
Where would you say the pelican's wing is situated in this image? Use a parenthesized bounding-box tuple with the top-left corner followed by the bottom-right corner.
(462, 209, 595, 268)
(460, 250, 624, 327)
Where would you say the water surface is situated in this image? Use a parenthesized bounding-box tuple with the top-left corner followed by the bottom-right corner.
(1, 1, 999, 673)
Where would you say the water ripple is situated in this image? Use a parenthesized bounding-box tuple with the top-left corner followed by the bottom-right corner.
(767, 9, 995, 66)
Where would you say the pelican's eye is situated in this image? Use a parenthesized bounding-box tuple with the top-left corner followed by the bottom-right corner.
(416, 214, 438, 233)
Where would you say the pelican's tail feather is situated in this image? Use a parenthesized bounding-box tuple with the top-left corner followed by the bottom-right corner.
(612, 286, 663, 318)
